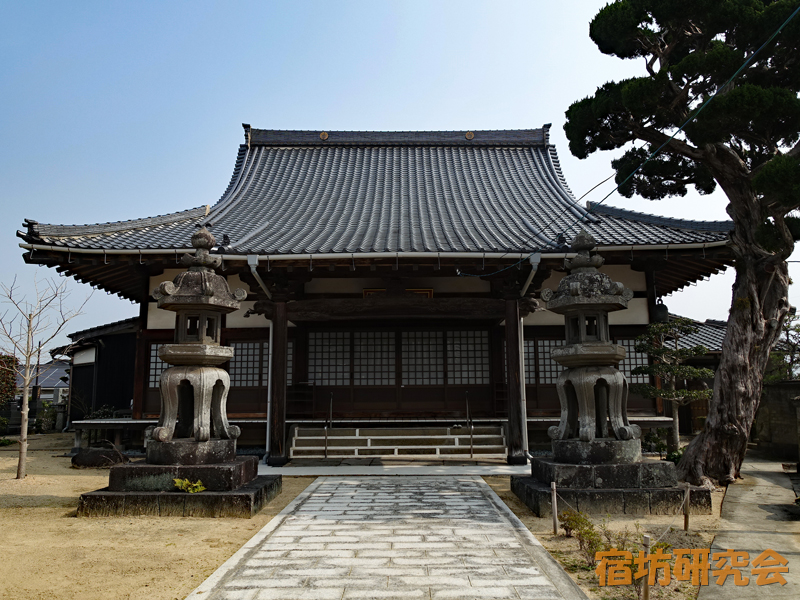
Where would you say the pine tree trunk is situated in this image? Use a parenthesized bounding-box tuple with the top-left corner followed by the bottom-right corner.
(669, 400, 680, 454)
(678, 158, 792, 485)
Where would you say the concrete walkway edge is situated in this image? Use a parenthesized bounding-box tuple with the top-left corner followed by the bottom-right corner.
(480, 481, 589, 600)
(184, 477, 328, 599)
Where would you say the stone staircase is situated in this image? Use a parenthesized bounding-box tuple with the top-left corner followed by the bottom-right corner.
(288, 425, 507, 458)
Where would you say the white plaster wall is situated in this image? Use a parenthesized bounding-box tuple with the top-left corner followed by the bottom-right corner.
(73, 347, 96, 365)
(523, 309, 565, 325)
(609, 298, 649, 324)
(148, 269, 184, 291)
(530, 265, 649, 325)
(227, 301, 270, 328)
(147, 303, 176, 329)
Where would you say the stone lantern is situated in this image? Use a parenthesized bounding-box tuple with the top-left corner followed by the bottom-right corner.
(75, 227, 283, 518)
(540, 230, 641, 452)
(149, 225, 247, 462)
(510, 230, 712, 517)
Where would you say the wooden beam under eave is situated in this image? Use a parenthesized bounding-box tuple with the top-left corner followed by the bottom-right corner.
(250, 296, 538, 321)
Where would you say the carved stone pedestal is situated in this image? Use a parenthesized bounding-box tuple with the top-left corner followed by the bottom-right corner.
(147, 439, 236, 465)
(77, 475, 282, 518)
(109, 456, 258, 492)
(552, 438, 641, 464)
(512, 439, 711, 516)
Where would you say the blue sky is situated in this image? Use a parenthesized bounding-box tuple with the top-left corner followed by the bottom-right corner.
(1, 0, 792, 349)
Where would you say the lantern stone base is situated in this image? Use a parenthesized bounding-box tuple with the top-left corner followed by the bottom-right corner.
(77, 475, 282, 518)
(552, 438, 642, 464)
(147, 438, 236, 465)
(108, 456, 258, 492)
(531, 456, 678, 489)
(511, 476, 711, 516)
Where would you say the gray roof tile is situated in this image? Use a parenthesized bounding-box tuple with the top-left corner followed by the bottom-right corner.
(22, 127, 732, 254)
(673, 315, 727, 352)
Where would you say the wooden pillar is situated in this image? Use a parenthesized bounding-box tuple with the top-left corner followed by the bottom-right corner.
(268, 300, 289, 466)
(505, 299, 528, 465)
(131, 291, 150, 420)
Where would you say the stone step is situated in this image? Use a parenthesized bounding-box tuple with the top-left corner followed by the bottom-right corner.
(289, 425, 507, 459)
(293, 435, 506, 448)
(295, 426, 502, 437)
(290, 445, 508, 457)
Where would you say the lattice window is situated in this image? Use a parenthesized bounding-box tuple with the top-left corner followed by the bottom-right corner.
(286, 340, 293, 386)
(524, 339, 536, 385)
(447, 330, 490, 385)
(230, 341, 265, 387)
(536, 339, 565, 384)
(401, 331, 444, 385)
(148, 343, 168, 388)
(616, 338, 649, 384)
(308, 332, 351, 386)
(354, 331, 395, 386)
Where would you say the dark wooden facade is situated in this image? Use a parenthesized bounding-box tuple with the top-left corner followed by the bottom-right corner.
(138, 319, 653, 421)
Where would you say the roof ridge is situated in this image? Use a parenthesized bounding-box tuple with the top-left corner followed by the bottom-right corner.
(32, 206, 208, 237)
(587, 202, 733, 232)
(245, 126, 550, 147)
(68, 316, 140, 340)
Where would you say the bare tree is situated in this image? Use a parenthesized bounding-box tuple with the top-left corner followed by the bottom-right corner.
(0, 276, 89, 479)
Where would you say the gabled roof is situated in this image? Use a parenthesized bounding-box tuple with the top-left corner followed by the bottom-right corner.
(68, 316, 140, 342)
(20, 125, 732, 256)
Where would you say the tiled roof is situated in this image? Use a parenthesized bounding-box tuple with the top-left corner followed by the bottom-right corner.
(21, 126, 732, 255)
(15, 360, 69, 390)
(68, 316, 140, 341)
(673, 315, 727, 352)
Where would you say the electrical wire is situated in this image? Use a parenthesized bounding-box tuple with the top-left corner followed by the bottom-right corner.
(458, 3, 800, 279)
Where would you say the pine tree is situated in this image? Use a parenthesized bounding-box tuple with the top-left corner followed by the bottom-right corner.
(564, 0, 800, 485)
(631, 318, 714, 453)
(763, 312, 800, 382)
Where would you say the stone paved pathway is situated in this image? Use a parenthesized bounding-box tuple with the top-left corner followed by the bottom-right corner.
(187, 476, 585, 600)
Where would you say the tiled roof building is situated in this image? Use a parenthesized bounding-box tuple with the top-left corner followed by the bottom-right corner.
(18, 125, 734, 463)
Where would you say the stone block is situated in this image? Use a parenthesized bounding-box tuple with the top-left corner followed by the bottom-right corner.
(123, 495, 160, 517)
(623, 490, 650, 515)
(185, 494, 224, 518)
(649, 489, 684, 515)
(159, 494, 186, 516)
(529, 458, 549, 482)
(552, 438, 641, 464)
(688, 487, 712, 515)
(555, 464, 594, 488)
(552, 489, 578, 519)
(511, 476, 711, 517)
(575, 490, 624, 514)
(593, 463, 641, 489)
(76, 475, 281, 518)
(640, 460, 678, 488)
(146, 438, 236, 465)
(109, 456, 258, 491)
(530, 459, 594, 489)
(109, 464, 178, 492)
(512, 477, 540, 515)
(77, 491, 124, 517)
